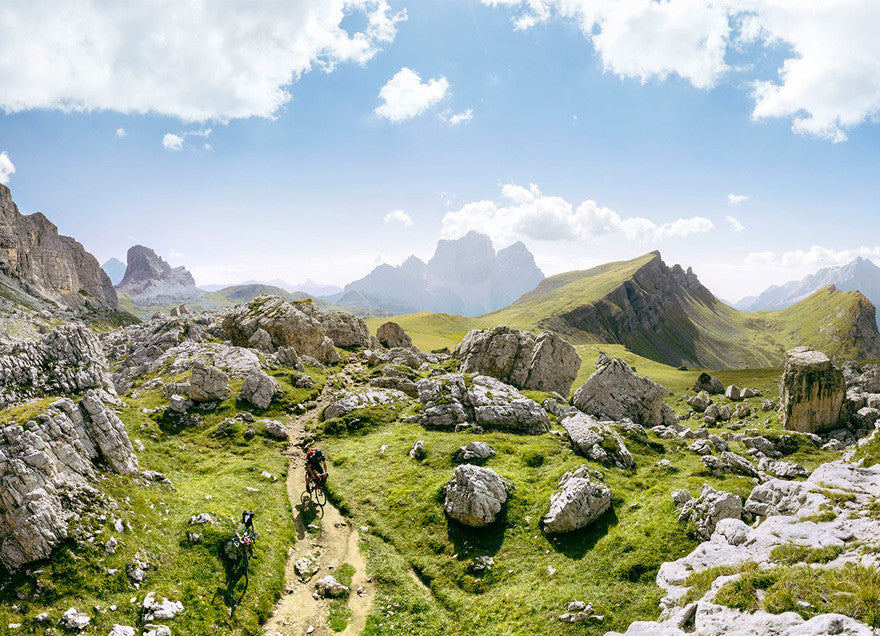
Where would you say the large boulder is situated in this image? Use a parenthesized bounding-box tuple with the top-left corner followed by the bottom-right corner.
(322, 388, 408, 420)
(239, 369, 279, 409)
(572, 353, 674, 428)
(319, 311, 375, 349)
(0, 393, 138, 571)
(416, 374, 550, 434)
(188, 361, 230, 402)
(693, 372, 724, 395)
(559, 412, 634, 469)
(443, 464, 509, 527)
(780, 347, 845, 433)
(542, 466, 611, 534)
(376, 322, 413, 349)
(221, 295, 340, 365)
(453, 325, 581, 397)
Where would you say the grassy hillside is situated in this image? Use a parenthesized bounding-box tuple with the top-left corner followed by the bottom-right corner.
(369, 253, 880, 370)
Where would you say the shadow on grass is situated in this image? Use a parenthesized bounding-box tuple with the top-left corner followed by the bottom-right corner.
(545, 506, 619, 560)
(445, 510, 507, 559)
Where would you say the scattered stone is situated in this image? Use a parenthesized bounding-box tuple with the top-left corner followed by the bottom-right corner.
(560, 412, 634, 469)
(61, 608, 91, 630)
(409, 440, 427, 460)
(686, 391, 711, 412)
(443, 464, 509, 527)
(168, 394, 191, 414)
(454, 441, 496, 463)
(678, 484, 742, 540)
(188, 513, 213, 525)
(721, 451, 760, 478)
(239, 369, 280, 409)
(693, 372, 725, 395)
(315, 575, 349, 598)
(261, 419, 288, 440)
(725, 385, 743, 401)
(376, 322, 413, 349)
(758, 458, 810, 480)
(543, 466, 612, 534)
(143, 626, 171, 636)
(467, 556, 495, 574)
(142, 592, 183, 621)
(108, 626, 136, 636)
(188, 362, 230, 402)
(295, 557, 318, 579)
(323, 388, 408, 420)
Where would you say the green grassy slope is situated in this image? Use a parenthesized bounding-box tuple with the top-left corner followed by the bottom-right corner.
(368, 252, 880, 370)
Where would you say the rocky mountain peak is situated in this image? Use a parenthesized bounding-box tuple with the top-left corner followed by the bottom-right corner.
(116, 245, 201, 305)
(0, 183, 117, 311)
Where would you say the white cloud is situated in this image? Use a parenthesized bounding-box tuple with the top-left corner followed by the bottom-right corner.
(727, 193, 749, 205)
(441, 109, 473, 125)
(726, 216, 745, 232)
(485, 0, 880, 141)
(383, 209, 413, 227)
(441, 183, 713, 245)
(375, 68, 449, 122)
(0, 150, 14, 184)
(0, 2, 405, 122)
(162, 133, 184, 152)
(115, 127, 126, 138)
(745, 245, 880, 269)
(162, 128, 211, 151)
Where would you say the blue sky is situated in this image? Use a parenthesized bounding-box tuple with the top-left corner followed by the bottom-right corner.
(0, 0, 878, 301)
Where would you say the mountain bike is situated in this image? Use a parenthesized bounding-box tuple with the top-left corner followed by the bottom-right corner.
(232, 511, 257, 584)
(306, 471, 328, 507)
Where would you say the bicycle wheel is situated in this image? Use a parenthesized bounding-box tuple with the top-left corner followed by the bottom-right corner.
(315, 483, 327, 506)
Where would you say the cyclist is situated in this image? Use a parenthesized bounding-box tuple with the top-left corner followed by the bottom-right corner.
(305, 447, 328, 489)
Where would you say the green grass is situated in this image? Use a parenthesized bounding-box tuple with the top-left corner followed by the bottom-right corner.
(328, 563, 356, 631)
(770, 544, 844, 565)
(712, 563, 880, 627)
(0, 365, 325, 635)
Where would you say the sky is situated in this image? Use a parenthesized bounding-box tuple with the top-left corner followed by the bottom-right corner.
(0, 0, 878, 303)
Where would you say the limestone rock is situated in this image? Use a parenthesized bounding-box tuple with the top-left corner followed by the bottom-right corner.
(275, 346, 304, 371)
(0, 184, 117, 310)
(365, 347, 426, 369)
(453, 325, 581, 397)
(560, 412, 634, 469)
(454, 441, 495, 463)
(0, 393, 138, 570)
(0, 324, 117, 409)
(677, 484, 742, 540)
(222, 295, 340, 365)
(416, 374, 549, 434)
(319, 311, 373, 348)
(262, 419, 288, 440)
(693, 372, 725, 395)
(61, 608, 91, 630)
(543, 466, 611, 533)
(188, 362, 230, 402)
(315, 575, 350, 598)
(572, 354, 673, 428)
(758, 458, 810, 480)
(239, 369, 279, 409)
(108, 626, 136, 636)
(780, 347, 845, 433)
(409, 440, 427, 460)
(443, 464, 509, 527)
(322, 388, 408, 420)
(142, 592, 183, 621)
(376, 321, 413, 349)
(687, 391, 711, 412)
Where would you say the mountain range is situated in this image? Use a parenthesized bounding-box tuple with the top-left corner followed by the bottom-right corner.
(735, 257, 880, 324)
(332, 231, 545, 316)
(374, 251, 880, 369)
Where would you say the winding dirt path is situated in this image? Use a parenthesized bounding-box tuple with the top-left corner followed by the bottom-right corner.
(264, 365, 374, 636)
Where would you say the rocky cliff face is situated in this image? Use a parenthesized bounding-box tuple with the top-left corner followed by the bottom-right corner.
(341, 232, 544, 316)
(117, 245, 203, 306)
(0, 184, 117, 310)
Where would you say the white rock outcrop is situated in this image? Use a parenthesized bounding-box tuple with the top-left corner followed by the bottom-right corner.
(543, 466, 611, 534)
(443, 464, 509, 527)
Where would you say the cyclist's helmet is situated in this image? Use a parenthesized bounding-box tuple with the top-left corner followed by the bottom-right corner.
(307, 448, 324, 461)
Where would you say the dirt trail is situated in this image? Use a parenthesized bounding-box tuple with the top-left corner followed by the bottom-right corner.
(265, 364, 374, 636)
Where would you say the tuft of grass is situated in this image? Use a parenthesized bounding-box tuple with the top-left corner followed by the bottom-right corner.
(328, 563, 356, 631)
(770, 544, 843, 565)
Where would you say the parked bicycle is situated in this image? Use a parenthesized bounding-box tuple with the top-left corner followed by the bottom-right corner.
(232, 510, 257, 584)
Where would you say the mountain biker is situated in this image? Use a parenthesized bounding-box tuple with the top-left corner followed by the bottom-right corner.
(305, 447, 328, 487)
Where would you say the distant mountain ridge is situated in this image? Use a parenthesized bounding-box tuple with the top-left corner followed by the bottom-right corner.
(116, 245, 204, 306)
(736, 258, 880, 323)
(101, 258, 126, 286)
(335, 231, 544, 316)
(199, 278, 342, 296)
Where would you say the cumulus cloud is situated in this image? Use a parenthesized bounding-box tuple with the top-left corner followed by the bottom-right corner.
(484, 0, 880, 141)
(0, 150, 14, 184)
(726, 216, 745, 232)
(115, 127, 126, 138)
(383, 209, 413, 226)
(375, 68, 450, 122)
(162, 128, 211, 151)
(441, 109, 474, 125)
(727, 193, 749, 205)
(441, 183, 713, 245)
(745, 246, 880, 269)
(0, 2, 405, 122)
